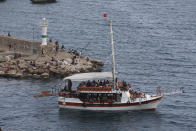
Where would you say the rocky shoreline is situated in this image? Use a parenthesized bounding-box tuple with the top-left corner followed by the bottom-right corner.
(0, 35, 103, 79)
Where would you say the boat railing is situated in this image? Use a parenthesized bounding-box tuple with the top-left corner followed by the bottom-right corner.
(59, 91, 78, 98)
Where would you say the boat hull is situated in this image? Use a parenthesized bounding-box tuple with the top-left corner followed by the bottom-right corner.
(58, 96, 162, 111)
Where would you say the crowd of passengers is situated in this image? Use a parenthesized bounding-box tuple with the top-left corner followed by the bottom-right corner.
(79, 93, 119, 103)
(79, 80, 130, 88)
(79, 80, 111, 87)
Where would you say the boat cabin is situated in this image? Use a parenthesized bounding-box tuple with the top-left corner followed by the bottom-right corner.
(59, 72, 130, 103)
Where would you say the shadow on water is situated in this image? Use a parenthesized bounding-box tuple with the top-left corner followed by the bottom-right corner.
(30, 1, 57, 5)
(58, 108, 163, 130)
(0, 0, 6, 3)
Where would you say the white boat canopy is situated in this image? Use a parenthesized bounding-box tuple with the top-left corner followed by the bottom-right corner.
(63, 72, 113, 81)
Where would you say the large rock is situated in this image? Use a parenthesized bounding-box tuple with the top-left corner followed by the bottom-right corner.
(0, 56, 5, 62)
(7, 70, 17, 77)
(15, 72, 23, 78)
(8, 55, 14, 60)
(8, 70, 17, 75)
(40, 72, 49, 79)
(10, 65, 17, 69)
(0, 63, 6, 68)
(33, 74, 40, 79)
(38, 68, 45, 74)
(0, 71, 5, 76)
(49, 67, 58, 73)
(28, 67, 34, 74)
(18, 63, 28, 69)
(27, 74, 32, 77)
(32, 68, 38, 74)
(4, 56, 11, 62)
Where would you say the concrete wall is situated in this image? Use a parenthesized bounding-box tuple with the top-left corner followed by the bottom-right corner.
(0, 35, 41, 55)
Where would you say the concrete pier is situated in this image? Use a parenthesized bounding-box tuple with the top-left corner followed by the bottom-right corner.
(0, 35, 103, 79)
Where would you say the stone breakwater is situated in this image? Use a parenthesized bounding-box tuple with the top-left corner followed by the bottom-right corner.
(0, 35, 103, 79)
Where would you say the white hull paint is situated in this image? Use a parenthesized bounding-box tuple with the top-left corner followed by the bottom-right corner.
(58, 97, 162, 111)
(59, 101, 160, 111)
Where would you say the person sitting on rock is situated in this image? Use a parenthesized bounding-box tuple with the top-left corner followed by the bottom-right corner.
(52, 47, 56, 54)
(55, 41, 59, 52)
(30, 61, 33, 66)
(8, 44, 12, 51)
(79, 51, 82, 56)
(8, 32, 11, 37)
(71, 49, 74, 54)
(45, 61, 50, 68)
(51, 57, 55, 61)
(32, 61, 36, 67)
(7, 67, 10, 72)
(71, 55, 76, 65)
(61, 45, 65, 51)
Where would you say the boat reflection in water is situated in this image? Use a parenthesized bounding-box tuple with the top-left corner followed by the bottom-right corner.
(58, 108, 162, 130)
(31, 0, 56, 4)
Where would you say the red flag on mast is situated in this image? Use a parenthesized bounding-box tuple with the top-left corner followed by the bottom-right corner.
(104, 13, 107, 17)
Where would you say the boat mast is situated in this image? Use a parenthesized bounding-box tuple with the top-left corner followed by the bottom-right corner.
(109, 19, 117, 89)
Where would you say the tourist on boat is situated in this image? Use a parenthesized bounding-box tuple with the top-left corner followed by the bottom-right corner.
(92, 80, 96, 87)
(96, 80, 100, 87)
(122, 80, 127, 87)
(86, 80, 90, 87)
(128, 83, 131, 88)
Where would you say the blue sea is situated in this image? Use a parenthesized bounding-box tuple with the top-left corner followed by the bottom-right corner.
(0, 0, 196, 130)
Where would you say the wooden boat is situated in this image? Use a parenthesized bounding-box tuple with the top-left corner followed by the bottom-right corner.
(57, 19, 168, 111)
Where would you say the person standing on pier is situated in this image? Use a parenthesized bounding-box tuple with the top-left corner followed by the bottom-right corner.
(8, 32, 11, 37)
(55, 41, 59, 53)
